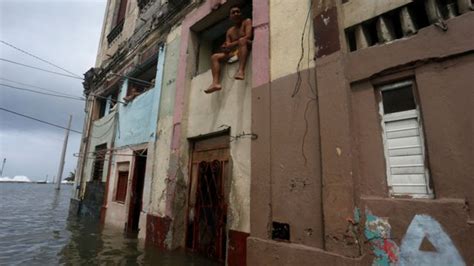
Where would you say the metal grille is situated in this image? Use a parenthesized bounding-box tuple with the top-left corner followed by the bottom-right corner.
(92, 144, 107, 181)
(192, 160, 227, 261)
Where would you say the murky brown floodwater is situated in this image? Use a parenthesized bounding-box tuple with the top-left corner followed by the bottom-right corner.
(0, 183, 218, 265)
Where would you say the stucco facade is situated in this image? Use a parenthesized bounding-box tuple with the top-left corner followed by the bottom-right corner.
(71, 0, 473, 265)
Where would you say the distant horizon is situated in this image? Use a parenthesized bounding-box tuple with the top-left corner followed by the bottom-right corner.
(0, 175, 73, 183)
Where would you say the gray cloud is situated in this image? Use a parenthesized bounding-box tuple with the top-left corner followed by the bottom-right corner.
(0, 0, 106, 180)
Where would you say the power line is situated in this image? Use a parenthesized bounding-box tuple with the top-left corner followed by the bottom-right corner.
(0, 107, 82, 134)
(0, 77, 82, 98)
(0, 77, 127, 105)
(0, 83, 86, 101)
(0, 40, 82, 78)
(0, 58, 84, 80)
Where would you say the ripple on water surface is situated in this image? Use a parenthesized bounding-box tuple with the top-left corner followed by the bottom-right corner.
(0, 183, 218, 265)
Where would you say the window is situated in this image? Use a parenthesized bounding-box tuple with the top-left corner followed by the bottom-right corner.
(378, 81, 433, 198)
(125, 61, 157, 99)
(92, 144, 107, 181)
(107, 0, 128, 43)
(95, 90, 119, 119)
(191, 1, 252, 75)
(115, 162, 129, 203)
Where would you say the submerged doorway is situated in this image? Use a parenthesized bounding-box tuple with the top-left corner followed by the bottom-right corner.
(186, 133, 230, 262)
(126, 150, 147, 234)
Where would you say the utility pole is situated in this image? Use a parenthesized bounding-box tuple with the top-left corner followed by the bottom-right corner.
(56, 115, 72, 190)
(0, 158, 5, 176)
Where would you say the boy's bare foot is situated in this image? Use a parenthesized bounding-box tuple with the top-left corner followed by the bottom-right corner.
(234, 71, 245, 80)
(205, 84, 222, 94)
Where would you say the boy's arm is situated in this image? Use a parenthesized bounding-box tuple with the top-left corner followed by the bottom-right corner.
(244, 18, 252, 40)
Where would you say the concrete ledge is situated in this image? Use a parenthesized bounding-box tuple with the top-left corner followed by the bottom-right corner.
(346, 12, 474, 82)
(247, 237, 367, 266)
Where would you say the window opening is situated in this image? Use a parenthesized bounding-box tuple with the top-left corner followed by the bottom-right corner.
(113, 0, 128, 27)
(127, 150, 147, 233)
(378, 81, 433, 198)
(272, 222, 290, 241)
(97, 98, 108, 119)
(92, 144, 107, 181)
(107, 0, 128, 43)
(115, 162, 130, 203)
(124, 60, 157, 102)
(192, 1, 252, 75)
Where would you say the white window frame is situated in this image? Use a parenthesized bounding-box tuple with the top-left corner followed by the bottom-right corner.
(378, 80, 434, 198)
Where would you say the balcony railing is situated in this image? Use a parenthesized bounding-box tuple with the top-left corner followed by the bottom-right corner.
(107, 20, 125, 44)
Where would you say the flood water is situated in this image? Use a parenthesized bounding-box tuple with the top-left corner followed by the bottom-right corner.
(0, 183, 218, 265)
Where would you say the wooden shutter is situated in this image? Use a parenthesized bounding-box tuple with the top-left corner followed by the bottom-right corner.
(115, 0, 128, 26)
(379, 81, 433, 198)
(116, 171, 129, 203)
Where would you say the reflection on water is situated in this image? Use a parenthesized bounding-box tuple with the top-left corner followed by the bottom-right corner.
(0, 184, 218, 265)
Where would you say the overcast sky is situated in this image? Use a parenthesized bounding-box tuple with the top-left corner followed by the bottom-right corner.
(0, 0, 106, 181)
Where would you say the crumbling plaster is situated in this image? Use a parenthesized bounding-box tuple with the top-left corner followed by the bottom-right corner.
(149, 27, 182, 217)
(269, 0, 315, 80)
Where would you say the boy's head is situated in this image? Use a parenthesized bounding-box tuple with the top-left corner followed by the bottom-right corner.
(229, 5, 242, 22)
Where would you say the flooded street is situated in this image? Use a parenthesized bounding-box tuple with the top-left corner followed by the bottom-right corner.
(0, 183, 217, 265)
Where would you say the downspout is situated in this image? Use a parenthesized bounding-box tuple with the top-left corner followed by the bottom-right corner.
(147, 43, 167, 213)
(100, 111, 119, 224)
(77, 95, 96, 200)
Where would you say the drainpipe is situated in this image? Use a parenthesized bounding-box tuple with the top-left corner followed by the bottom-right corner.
(100, 112, 119, 224)
(76, 83, 97, 201)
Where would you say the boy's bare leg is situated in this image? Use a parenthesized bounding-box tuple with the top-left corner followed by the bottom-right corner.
(234, 38, 250, 80)
(206, 53, 227, 93)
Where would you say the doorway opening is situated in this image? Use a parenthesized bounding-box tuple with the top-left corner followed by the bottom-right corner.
(186, 133, 230, 262)
(126, 150, 147, 234)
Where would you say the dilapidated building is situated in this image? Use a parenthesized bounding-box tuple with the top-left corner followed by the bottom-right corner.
(248, 0, 473, 265)
(71, 0, 473, 265)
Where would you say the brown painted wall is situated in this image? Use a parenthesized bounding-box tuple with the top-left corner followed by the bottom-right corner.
(249, 2, 474, 265)
(251, 68, 324, 248)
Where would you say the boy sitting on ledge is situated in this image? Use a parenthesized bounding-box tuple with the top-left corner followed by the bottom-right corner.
(205, 5, 252, 94)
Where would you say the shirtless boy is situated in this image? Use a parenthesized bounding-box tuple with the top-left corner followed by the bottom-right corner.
(205, 5, 252, 94)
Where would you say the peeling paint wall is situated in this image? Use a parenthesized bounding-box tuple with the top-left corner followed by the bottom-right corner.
(269, 0, 315, 80)
(249, 0, 474, 265)
(149, 26, 181, 217)
(104, 147, 133, 230)
(185, 61, 252, 233)
(96, 0, 140, 67)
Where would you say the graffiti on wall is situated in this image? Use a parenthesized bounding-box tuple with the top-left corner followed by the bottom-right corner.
(399, 214, 465, 266)
(364, 210, 465, 266)
(365, 209, 400, 266)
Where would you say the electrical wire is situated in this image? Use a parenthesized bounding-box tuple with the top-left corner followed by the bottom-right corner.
(0, 78, 128, 111)
(0, 107, 83, 134)
(0, 83, 86, 101)
(0, 77, 83, 98)
(291, 0, 313, 98)
(0, 40, 82, 78)
(0, 58, 84, 80)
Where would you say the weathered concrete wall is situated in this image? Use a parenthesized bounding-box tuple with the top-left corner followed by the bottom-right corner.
(104, 148, 133, 230)
(251, 68, 324, 248)
(186, 60, 252, 233)
(269, 0, 315, 80)
(249, 0, 474, 265)
(148, 26, 181, 218)
(96, 0, 139, 67)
